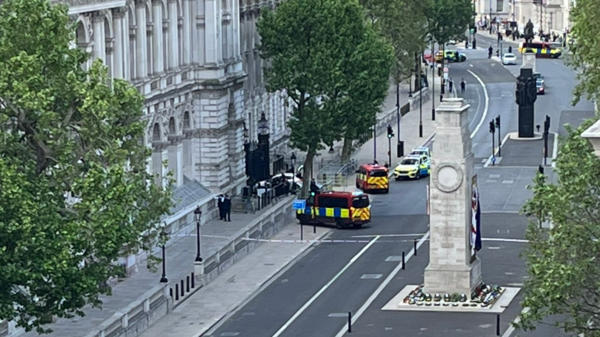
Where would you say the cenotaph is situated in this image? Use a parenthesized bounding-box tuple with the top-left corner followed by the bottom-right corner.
(423, 98, 482, 295)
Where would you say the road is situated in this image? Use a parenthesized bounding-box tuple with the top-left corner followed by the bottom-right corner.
(204, 38, 594, 337)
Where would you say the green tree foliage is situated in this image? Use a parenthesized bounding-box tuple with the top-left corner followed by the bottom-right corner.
(0, 0, 173, 332)
(424, 0, 473, 45)
(517, 119, 600, 336)
(566, 0, 600, 105)
(258, 0, 392, 194)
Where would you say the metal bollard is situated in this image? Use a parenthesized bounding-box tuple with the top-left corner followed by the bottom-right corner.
(496, 314, 500, 336)
(170, 287, 173, 298)
(347, 311, 352, 333)
(180, 280, 185, 296)
(191, 272, 195, 288)
(414, 238, 418, 256)
(175, 284, 179, 300)
(186, 276, 190, 292)
(402, 251, 405, 270)
(313, 224, 316, 234)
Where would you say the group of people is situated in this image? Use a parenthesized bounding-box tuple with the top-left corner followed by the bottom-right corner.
(217, 194, 232, 222)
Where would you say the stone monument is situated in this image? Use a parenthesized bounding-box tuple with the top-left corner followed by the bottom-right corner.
(423, 98, 482, 296)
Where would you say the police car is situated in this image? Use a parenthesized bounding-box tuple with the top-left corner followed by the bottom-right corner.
(393, 155, 431, 180)
(410, 147, 430, 158)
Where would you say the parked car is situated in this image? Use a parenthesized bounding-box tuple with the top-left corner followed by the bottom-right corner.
(536, 79, 545, 95)
(434, 50, 467, 63)
(501, 53, 517, 65)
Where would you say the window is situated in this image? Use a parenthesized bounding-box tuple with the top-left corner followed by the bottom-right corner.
(352, 196, 370, 209)
(318, 196, 349, 208)
(168, 117, 176, 135)
(401, 159, 419, 165)
(152, 123, 161, 142)
(370, 170, 388, 177)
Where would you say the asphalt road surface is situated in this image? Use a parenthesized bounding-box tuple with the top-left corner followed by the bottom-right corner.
(205, 37, 591, 337)
(205, 174, 431, 337)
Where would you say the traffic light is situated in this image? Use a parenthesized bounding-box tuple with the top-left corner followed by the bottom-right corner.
(387, 125, 394, 138)
(489, 121, 495, 133)
(495, 115, 500, 128)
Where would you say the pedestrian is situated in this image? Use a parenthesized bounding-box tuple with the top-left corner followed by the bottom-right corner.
(508, 45, 512, 54)
(460, 78, 466, 94)
(449, 78, 453, 94)
(223, 194, 231, 222)
(217, 194, 224, 220)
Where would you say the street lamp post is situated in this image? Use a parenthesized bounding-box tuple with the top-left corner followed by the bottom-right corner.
(419, 52, 423, 138)
(160, 230, 168, 283)
(194, 206, 203, 262)
(257, 113, 270, 181)
(431, 41, 436, 121)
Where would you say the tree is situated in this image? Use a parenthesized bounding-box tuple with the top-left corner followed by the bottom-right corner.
(517, 119, 600, 336)
(0, 0, 173, 333)
(359, 0, 427, 160)
(566, 0, 600, 105)
(258, 0, 391, 195)
(424, 0, 473, 46)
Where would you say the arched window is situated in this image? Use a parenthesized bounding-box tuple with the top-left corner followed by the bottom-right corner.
(183, 111, 191, 129)
(152, 123, 161, 141)
(168, 117, 176, 135)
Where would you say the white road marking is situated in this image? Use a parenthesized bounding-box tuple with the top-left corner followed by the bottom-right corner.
(483, 238, 529, 243)
(552, 132, 559, 168)
(484, 133, 511, 167)
(467, 70, 489, 138)
(502, 307, 530, 337)
(271, 236, 380, 337)
(351, 233, 426, 238)
(333, 232, 431, 337)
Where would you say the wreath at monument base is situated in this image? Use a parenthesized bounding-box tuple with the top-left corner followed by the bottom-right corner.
(402, 283, 505, 308)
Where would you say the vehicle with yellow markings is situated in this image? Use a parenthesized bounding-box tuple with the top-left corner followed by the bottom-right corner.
(355, 163, 389, 193)
(296, 191, 371, 229)
(518, 41, 562, 58)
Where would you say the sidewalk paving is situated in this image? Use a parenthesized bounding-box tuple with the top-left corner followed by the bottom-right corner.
(17, 69, 457, 337)
(138, 220, 330, 337)
(19, 199, 292, 337)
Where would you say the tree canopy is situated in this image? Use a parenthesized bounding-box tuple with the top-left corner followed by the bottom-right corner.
(424, 0, 473, 44)
(258, 0, 392, 194)
(567, 0, 600, 104)
(517, 119, 600, 336)
(0, 0, 173, 332)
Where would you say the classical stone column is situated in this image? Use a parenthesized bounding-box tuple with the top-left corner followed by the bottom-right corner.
(182, 0, 192, 65)
(112, 8, 125, 79)
(123, 13, 131, 80)
(92, 12, 106, 62)
(167, 0, 179, 70)
(424, 98, 482, 296)
(152, 0, 165, 74)
(232, 0, 240, 60)
(204, 0, 220, 66)
(135, 1, 148, 79)
(192, 0, 205, 65)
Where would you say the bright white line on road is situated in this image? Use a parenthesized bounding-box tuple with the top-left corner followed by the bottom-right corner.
(351, 233, 426, 238)
(333, 231, 431, 337)
(502, 307, 530, 337)
(271, 235, 381, 337)
(552, 132, 559, 168)
(482, 238, 529, 243)
(467, 69, 489, 138)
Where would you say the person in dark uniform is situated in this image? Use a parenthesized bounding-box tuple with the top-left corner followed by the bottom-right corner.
(223, 194, 231, 222)
(217, 194, 224, 220)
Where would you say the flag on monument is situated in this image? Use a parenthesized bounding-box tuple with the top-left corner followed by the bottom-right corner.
(475, 186, 482, 251)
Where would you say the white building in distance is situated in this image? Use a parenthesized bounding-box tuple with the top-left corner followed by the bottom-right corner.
(474, 0, 574, 34)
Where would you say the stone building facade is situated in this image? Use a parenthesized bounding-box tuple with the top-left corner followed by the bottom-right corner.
(54, 0, 289, 195)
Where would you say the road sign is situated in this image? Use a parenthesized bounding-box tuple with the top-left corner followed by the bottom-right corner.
(491, 156, 497, 165)
(443, 67, 449, 80)
(292, 199, 306, 210)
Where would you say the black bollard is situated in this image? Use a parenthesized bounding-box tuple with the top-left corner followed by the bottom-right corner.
(175, 284, 179, 300)
(191, 272, 195, 288)
(313, 224, 316, 234)
(414, 238, 418, 256)
(170, 287, 173, 298)
(300, 224, 304, 241)
(402, 251, 406, 270)
(186, 276, 190, 292)
(496, 314, 500, 336)
(181, 280, 185, 296)
(348, 311, 352, 333)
